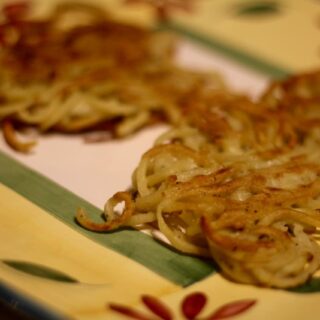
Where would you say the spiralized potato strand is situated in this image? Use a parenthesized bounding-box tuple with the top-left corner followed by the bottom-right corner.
(0, 1, 225, 152)
(77, 69, 320, 288)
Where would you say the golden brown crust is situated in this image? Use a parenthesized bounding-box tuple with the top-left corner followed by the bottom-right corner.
(0, 2, 225, 152)
(75, 70, 320, 288)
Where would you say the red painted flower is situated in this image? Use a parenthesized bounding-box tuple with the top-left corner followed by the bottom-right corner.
(123, 0, 197, 22)
(108, 291, 257, 319)
(181, 292, 207, 320)
(142, 295, 173, 320)
(205, 299, 257, 320)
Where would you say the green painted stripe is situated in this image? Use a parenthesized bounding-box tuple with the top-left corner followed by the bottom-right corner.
(0, 151, 215, 286)
(162, 22, 291, 79)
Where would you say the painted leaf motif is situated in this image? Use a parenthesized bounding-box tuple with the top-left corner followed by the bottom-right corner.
(142, 295, 173, 320)
(206, 299, 256, 320)
(181, 292, 207, 320)
(235, 1, 280, 16)
(2, 260, 78, 283)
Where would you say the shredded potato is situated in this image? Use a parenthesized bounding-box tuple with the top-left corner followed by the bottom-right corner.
(77, 70, 320, 288)
(10, 0, 320, 292)
(0, 1, 225, 152)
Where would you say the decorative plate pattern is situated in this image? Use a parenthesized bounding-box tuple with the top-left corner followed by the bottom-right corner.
(1, 1, 320, 319)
